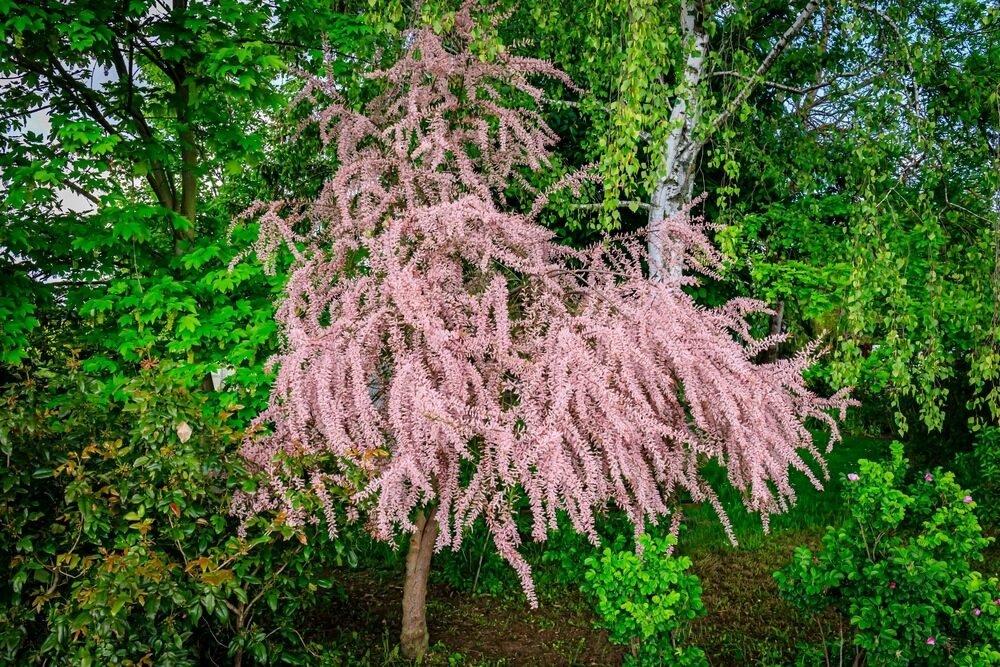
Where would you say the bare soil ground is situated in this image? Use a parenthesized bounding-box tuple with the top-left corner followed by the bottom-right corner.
(306, 532, 844, 666)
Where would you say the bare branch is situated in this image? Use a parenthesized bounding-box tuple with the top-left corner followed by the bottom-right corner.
(131, 29, 181, 84)
(0, 104, 54, 122)
(711, 71, 824, 95)
(61, 179, 102, 206)
(572, 200, 651, 211)
(856, 2, 923, 123)
(712, 0, 822, 130)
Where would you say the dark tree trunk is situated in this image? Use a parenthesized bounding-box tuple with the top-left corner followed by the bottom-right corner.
(768, 300, 785, 362)
(400, 509, 439, 661)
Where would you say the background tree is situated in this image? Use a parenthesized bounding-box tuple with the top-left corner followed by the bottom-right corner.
(0, 0, 369, 378)
(0, 1, 381, 663)
(450, 0, 997, 444)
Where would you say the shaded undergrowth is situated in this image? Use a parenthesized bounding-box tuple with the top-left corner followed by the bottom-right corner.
(301, 435, 997, 665)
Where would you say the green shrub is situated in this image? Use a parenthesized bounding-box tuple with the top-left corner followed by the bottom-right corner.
(774, 442, 1000, 666)
(432, 524, 517, 597)
(0, 357, 356, 665)
(582, 533, 707, 667)
(967, 426, 1000, 525)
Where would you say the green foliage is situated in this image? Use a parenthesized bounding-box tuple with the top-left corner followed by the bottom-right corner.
(310, 0, 1000, 439)
(0, 278, 39, 366)
(0, 1, 996, 662)
(0, 355, 357, 665)
(583, 534, 707, 667)
(516, 0, 999, 437)
(0, 4, 376, 662)
(430, 510, 637, 600)
(775, 443, 1000, 666)
(432, 526, 517, 598)
(0, 0, 376, 367)
(958, 427, 1000, 526)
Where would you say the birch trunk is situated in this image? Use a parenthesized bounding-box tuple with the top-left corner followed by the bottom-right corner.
(400, 509, 439, 661)
(647, 0, 707, 281)
(646, 0, 821, 280)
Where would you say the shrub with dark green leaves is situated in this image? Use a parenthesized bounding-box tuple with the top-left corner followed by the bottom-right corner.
(0, 357, 356, 665)
(968, 426, 1000, 525)
(582, 533, 707, 667)
(775, 442, 1000, 666)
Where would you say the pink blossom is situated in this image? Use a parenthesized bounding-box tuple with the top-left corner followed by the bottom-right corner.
(963, 495, 973, 504)
(230, 17, 856, 606)
(889, 581, 896, 589)
(926, 638, 936, 645)
(847, 473, 859, 481)
(924, 473, 933, 482)
(973, 608, 981, 616)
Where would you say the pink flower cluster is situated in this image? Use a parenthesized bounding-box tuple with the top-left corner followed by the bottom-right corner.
(231, 11, 854, 605)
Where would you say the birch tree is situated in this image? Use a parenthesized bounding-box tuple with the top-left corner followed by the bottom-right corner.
(510, 0, 998, 433)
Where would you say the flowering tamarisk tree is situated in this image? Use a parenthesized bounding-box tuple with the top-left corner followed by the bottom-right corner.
(232, 6, 853, 660)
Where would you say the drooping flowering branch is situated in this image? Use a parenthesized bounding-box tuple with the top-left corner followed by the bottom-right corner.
(232, 5, 854, 607)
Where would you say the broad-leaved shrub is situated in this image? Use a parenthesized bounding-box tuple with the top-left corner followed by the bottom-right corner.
(0, 357, 354, 665)
(775, 442, 1000, 666)
(583, 534, 707, 667)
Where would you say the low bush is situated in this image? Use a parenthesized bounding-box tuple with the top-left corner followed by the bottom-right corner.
(963, 426, 1000, 526)
(582, 533, 707, 667)
(0, 356, 355, 665)
(775, 442, 1000, 666)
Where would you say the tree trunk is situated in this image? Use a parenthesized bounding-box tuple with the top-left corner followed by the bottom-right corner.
(174, 71, 197, 255)
(768, 300, 785, 362)
(646, 0, 821, 280)
(400, 509, 439, 661)
(647, 0, 708, 281)
(172, 0, 197, 256)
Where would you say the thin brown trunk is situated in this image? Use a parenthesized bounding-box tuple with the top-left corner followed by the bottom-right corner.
(179, 124, 197, 227)
(174, 69, 197, 255)
(107, 41, 178, 213)
(400, 509, 439, 661)
(768, 300, 785, 362)
(172, 0, 196, 256)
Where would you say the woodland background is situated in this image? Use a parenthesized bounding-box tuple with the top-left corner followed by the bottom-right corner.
(1, 1, 998, 665)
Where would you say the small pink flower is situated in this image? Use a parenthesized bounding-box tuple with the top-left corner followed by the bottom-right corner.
(963, 495, 973, 504)
(889, 581, 897, 589)
(995, 598, 1000, 605)
(847, 473, 859, 481)
(973, 608, 981, 616)
(924, 473, 933, 482)
(926, 637, 936, 645)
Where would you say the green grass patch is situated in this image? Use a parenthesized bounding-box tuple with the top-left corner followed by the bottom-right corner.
(681, 434, 890, 552)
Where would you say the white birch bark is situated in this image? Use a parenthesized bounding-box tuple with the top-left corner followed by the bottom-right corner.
(646, 0, 821, 280)
(647, 0, 707, 281)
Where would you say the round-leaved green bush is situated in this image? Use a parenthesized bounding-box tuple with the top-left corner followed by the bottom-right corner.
(775, 442, 1000, 666)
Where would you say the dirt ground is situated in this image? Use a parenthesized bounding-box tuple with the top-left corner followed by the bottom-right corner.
(309, 569, 624, 666)
(306, 532, 1000, 666)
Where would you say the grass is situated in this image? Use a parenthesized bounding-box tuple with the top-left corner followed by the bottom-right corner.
(681, 434, 890, 551)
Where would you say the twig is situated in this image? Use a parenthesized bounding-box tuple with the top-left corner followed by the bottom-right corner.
(713, 0, 822, 130)
(710, 70, 842, 95)
(571, 201, 651, 211)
